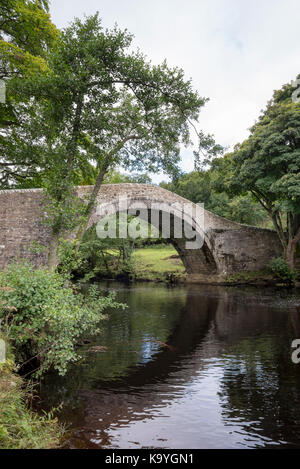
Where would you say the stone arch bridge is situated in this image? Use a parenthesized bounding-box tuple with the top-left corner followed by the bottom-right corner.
(0, 184, 281, 282)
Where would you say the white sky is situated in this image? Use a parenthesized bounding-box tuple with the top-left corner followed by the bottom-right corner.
(49, 0, 300, 181)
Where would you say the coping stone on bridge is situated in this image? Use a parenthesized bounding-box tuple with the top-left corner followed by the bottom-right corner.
(0, 184, 282, 281)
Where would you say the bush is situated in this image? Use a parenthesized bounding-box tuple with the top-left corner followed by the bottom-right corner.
(74, 225, 137, 281)
(57, 238, 84, 279)
(0, 262, 125, 376)
(268, 257, 297, 284)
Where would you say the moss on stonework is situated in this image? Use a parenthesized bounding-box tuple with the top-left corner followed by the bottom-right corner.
(225, 271, 273, 284)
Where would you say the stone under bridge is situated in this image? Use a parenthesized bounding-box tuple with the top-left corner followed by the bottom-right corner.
(0, 184, 281, 282)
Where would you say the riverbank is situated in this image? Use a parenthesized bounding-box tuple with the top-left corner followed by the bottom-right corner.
(0, 263, 119, 450)
(131, 246, 299, 286)
(0, 357, 62, 449)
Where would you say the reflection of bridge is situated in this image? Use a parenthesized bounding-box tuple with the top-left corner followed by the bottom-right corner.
(0, 184, 281, 280)
(58, 286, 299, 449)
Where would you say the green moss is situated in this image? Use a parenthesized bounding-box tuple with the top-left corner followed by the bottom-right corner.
(226, 270, 273, 284)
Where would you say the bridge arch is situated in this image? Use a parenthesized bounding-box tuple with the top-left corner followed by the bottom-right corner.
(0, 184, 282, 281)
(86, 192, 218, 275)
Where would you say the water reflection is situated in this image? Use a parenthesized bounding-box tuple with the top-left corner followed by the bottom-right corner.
(40, 283, 300, 449)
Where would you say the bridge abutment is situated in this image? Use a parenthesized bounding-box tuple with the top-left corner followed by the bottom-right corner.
(0, 185, 282, 281)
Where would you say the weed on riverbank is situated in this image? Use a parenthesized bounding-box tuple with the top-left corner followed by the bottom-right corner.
(0, 360, 63, 449)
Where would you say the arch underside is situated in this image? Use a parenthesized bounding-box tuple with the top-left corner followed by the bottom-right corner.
(172, 238, 217, 275)
(0, 184, 282, 274)
(90, 204, 218, 276)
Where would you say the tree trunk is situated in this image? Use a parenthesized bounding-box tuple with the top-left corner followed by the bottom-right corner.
(74, 135, 140, 252)
(272, 213, 288, 252)
(47, 230, 60, 271)
(74, 166, 107, 252)
(285, 228, 300, 270)
(100, 250, 110, 275)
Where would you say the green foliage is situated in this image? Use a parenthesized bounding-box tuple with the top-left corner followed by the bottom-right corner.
(1, 13, 206, 267)
(268, 257, 297, 284)
(221, 76, 300, 266)
(103, 170, 152, 185)
(0, 1, 58, 62)
(0, 262, 125, 376)
(0, 0, 59, 127)
(57, 214, 168, 281)
(226, 270, 271, 284)
(42, 189, 86, 234)
(0, 362, 62, 449)
(57, 239, 83, 279)
(193, 130, 225, 170)
(160, 171, 211, 206)
(74, 223, 138, 281)
(160, 170, 268, 226)
(226, 195, 268, 226)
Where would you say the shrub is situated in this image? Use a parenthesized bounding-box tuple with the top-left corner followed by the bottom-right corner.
(268, 257, 297, 284)
(0, 262, 125, 376)
(57, 238, 84, 279)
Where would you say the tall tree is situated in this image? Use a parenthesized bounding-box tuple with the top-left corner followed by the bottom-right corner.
(221, 77, 300, 268)
(8, 14, 206, 268)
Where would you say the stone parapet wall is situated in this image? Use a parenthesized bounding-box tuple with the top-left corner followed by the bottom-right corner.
(0, 184, 282, 275)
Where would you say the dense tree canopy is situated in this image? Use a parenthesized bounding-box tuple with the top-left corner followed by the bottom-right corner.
(0, 0, 58, 71)
(218, 77, 300, 267)
(2, 6, 298, 272)
(160, 170, 268, 226)
(0, 0, 59, 127)
(2, 14, 206, 268)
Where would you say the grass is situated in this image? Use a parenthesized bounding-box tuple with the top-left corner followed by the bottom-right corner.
(132, 245, 186, 281)
(0, 357, 63, 449)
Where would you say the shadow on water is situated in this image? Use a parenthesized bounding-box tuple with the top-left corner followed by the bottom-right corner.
(39, 282, 300, 449)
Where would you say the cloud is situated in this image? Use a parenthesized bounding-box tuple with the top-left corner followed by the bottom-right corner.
(50, 0, 300, 180)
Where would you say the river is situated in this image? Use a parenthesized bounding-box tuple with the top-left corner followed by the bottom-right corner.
(39, 282, 300, 449)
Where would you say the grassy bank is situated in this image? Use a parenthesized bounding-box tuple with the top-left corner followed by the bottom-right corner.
(132, 245, 186, 282)
(0, 358, 62, 449)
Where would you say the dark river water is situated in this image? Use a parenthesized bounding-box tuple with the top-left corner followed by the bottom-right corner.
(40, 282, 300, 449)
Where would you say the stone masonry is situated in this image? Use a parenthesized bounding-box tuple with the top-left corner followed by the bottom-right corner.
(0, 184, 282, 281)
